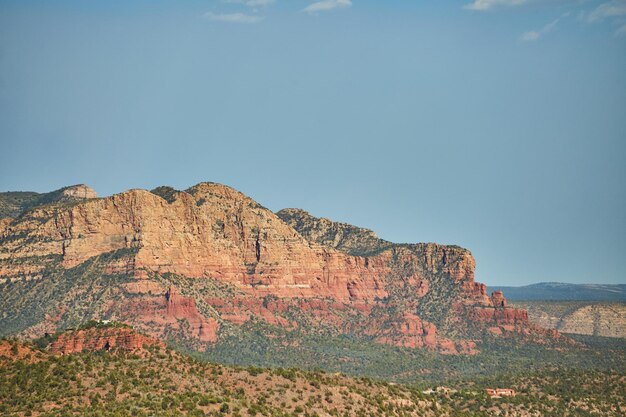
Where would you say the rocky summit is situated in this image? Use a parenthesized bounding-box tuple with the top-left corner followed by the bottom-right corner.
(0, 182, 560, 358)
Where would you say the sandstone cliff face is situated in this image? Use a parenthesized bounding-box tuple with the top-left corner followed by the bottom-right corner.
(47, 326, 165, 356)
(0, 183, 474, 303)
(0, 182, 543, 354)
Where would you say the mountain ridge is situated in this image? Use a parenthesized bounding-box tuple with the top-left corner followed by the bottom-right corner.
(0, 181, 562, 365)
(0, 184, 97, 219)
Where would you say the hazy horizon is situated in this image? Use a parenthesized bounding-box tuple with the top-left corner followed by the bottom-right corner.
(1, 1, 625, 286)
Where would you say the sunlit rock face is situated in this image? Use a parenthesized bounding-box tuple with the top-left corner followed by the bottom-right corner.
(0, 181, 555, 354)
(47, 326, 165, 356)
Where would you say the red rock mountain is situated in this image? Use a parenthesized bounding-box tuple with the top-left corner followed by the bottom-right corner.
(0, 183, 557, 355)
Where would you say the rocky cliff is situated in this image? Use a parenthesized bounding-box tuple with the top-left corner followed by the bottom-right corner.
(0, 182, 558, 355)
(47, 325, 165, 356)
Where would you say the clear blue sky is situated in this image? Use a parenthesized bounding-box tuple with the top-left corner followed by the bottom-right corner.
(1, 0, 625, 286)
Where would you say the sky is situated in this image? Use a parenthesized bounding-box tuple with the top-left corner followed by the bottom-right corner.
(0, 0, 625, 286)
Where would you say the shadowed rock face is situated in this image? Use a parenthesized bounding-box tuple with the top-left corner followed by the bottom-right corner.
(0, 181, 554, 355)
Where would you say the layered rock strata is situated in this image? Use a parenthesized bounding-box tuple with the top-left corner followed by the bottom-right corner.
(0, 182, 547, 353)
(48, 327, 165, 356)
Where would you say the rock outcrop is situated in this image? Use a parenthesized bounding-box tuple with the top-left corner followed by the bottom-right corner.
(47, 326, 164, 356)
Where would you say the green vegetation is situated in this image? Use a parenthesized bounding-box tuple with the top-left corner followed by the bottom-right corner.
(0, 340, 442, 417)
(0, 335, 624, 417)
(426, 368, 626, 417)
(150, 186, 180, 203)
(196, 319, 626, 384)
(0, 191, 41, 218)
(0, 248, 138, 337)
(275, 208, 394, 257)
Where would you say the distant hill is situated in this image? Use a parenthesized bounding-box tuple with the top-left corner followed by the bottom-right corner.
(509, 301, 626, 338)
(492, 282, 626, 301)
